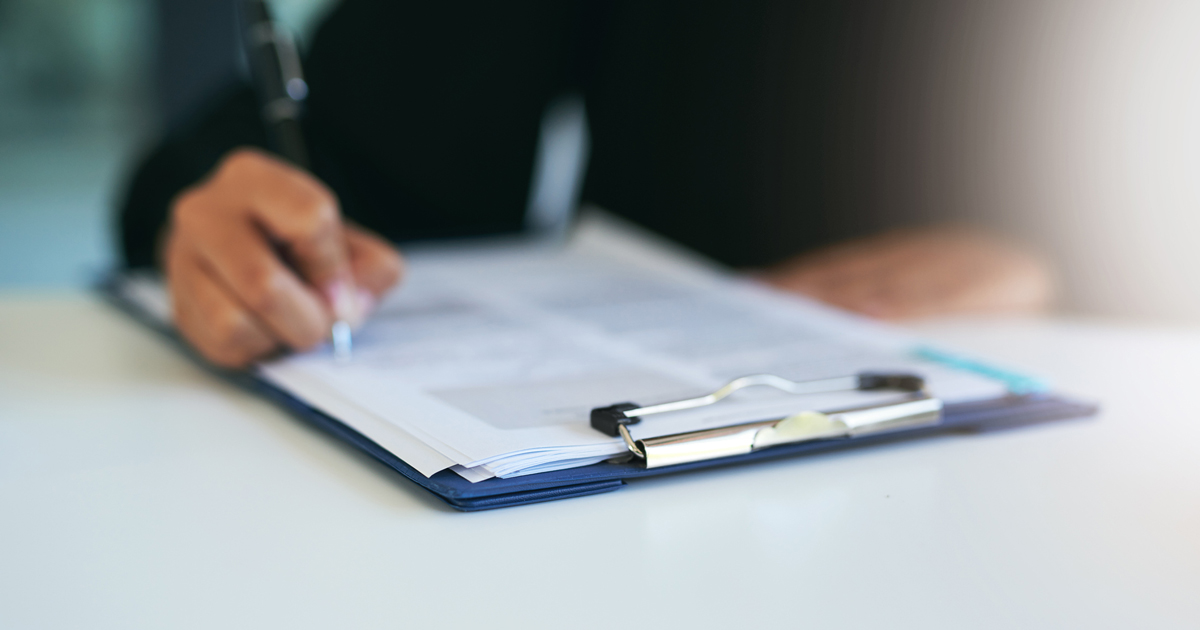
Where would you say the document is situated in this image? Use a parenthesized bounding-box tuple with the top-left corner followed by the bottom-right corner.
(247, 213, 1011, 481)
(115, 212, 1017, 481)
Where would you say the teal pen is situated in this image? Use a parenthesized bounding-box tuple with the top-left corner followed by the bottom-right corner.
(913, 345, 1048, 395)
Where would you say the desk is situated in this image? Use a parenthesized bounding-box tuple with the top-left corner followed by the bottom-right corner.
(1, 295, 1197, 629)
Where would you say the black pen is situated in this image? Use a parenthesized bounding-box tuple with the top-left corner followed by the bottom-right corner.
(239, 0, 352, 362)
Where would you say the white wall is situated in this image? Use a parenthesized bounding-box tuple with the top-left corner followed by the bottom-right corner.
(874, 1, 1200, 322)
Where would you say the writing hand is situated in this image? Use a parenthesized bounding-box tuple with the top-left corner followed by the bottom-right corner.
(162, 148, 403, 367)
(760, 227, 1053, 320)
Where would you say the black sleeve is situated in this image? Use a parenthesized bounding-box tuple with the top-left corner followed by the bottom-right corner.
(119, 0, 580, 268)
(118, 85, 267, 268)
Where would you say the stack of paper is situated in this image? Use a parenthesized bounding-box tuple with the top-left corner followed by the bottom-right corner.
(250, 214, 1009, 482)
(119, 213, 1016, 483)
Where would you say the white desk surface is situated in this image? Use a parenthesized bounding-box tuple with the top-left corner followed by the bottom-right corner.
(1, 294, 1197, 629)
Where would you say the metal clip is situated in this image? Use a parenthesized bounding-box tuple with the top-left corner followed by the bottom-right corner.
(590, 372, 941, 469)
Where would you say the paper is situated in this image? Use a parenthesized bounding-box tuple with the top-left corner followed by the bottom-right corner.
(255, 213, 1010, 480)
(116, 213, 1017, 482)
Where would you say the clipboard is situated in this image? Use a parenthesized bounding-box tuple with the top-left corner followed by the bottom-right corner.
(101, 273, 1098, 511)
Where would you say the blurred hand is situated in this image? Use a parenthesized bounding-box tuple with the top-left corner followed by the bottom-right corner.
(162, 148, 403, 368)
(759, 227, 1053, 320)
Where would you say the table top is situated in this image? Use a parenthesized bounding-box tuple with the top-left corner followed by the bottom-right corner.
(1, 294, 1197, 629)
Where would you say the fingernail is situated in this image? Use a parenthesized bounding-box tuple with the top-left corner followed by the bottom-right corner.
(354, 289, 376, 327)
(325, 279, 357, 322)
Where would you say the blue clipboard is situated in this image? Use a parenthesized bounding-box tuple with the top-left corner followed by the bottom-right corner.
(102, 274, 1098, 511)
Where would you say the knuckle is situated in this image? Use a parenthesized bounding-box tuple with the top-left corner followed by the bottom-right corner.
(241, 265, 286, 315)
(220, 147, 268, 175)
(293, 192, 338, 239)
(170, 187, 231, 239)
(210, 307, 250, 348)
(208, 311, 262, 367)
(169, 188, 206, 229)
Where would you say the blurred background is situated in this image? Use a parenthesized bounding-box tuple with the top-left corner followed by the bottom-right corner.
(1, 0, 1198, 322)
(0, 0, 335, 287)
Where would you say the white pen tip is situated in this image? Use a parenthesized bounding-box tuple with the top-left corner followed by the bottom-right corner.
(332, 320, 353, 363)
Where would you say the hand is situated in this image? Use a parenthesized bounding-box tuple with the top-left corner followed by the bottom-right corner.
(162, 148, 404, 367)
(759, 227, 1053, 320)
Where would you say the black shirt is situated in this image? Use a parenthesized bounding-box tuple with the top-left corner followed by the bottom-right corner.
(120, 0, 881, 269)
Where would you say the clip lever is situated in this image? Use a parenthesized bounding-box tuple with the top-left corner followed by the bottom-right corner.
(590, 402, 645, 458)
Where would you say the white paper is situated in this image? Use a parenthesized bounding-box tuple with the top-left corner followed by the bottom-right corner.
(117, 213, 1015, 482)
(259, 213, 1009, 479)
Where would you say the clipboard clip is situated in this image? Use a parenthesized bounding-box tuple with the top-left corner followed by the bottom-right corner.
(590, 373, 943, 468)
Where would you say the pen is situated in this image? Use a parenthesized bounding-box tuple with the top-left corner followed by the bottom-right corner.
(239, 0, 352, 362)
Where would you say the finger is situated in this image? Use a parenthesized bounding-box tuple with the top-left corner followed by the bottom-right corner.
(834, 242, 1047, 320)
(219, 150, 352, 293)
(189, 215, 332, 350)
(775, 256, 895, 313)
(169, 248, 278, 368)
(815, 276, 896, 318)
(345, 225, 404, 297)
(764, 231, 955, 318)
(761, 228, 1053, 321)
(833, 254, 979, 319)
(927, 251, 1053, 316)
(763, 237, 906, 296)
